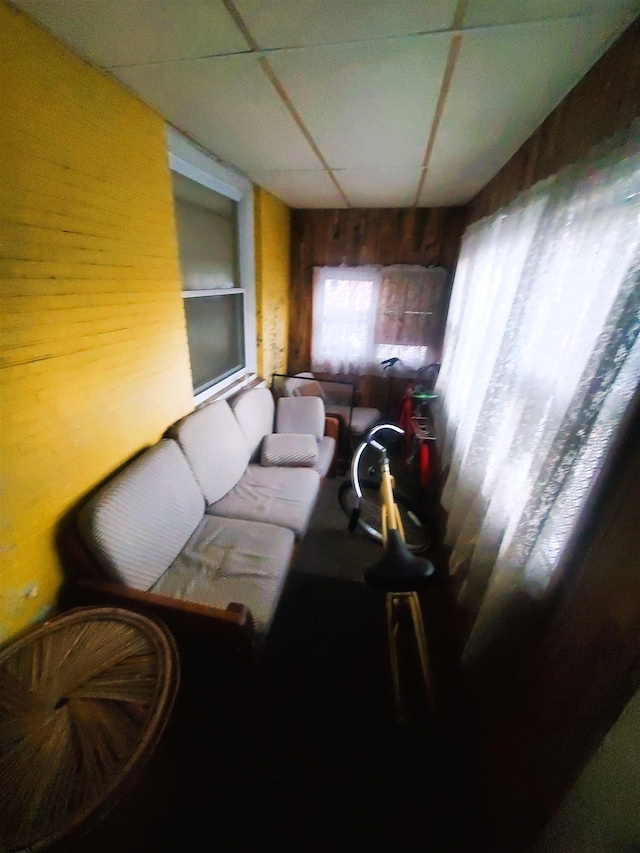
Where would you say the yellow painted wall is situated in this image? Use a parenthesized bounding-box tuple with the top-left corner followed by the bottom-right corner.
(0, 3, 194, 641)
(254, 187, 290, 379)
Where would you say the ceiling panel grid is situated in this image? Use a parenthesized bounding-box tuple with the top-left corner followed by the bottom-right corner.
(11, 0, 640, 207)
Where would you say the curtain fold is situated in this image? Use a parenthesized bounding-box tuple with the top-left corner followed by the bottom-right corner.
(435, 121, 640, 668)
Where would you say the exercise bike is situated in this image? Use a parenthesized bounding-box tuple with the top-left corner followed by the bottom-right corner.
(338, 422, 435, 554)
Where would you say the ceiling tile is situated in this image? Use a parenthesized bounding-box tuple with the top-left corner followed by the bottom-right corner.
(337, 167, 421, 207)
(268, 34, 451, 170)
(463, 0, 639, 29)
(12, 0, 247, 66)
(12, 0, 638, 209)
(113, 54, 320, 173)
(419, 12, 631, 206)
(235, 0, 457, 49)
(248, 170, 347, 208)
(419, 177, 485, 208)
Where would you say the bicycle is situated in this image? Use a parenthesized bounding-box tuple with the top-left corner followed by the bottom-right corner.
(380, 358, 440, 420)
(338, 422, 435, 554)
(358, 429, 437, 721)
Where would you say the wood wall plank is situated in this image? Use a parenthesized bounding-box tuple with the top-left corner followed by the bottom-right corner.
(466, 17, 640, 224)
(288, 206, 465, 375)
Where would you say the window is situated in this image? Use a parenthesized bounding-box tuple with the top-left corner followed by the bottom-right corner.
(312, 266, 380, 373)
(182, 292, 245, 392)
(311, 264, 449, 374)
(168, 128, 255, 403)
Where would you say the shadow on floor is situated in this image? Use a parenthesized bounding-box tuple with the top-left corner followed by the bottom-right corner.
(103, 479, 473, 852)
(153, 574, 471, 852)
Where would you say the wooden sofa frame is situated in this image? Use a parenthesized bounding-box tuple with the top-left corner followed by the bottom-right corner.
(61, 524, 258, 669)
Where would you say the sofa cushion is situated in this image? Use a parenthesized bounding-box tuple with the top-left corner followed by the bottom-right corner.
(79, 439, 204, 589)
(276, 396, 325, 440)
(324, 404, 380, 436)
(231, 386, 275, 461)
(150, 515, 294, 637)
(206, 464, 320, 538)
(261, 433, 318, 468)
(171, 399, 250, 505)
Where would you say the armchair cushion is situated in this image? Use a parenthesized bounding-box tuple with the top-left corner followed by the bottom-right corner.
(283, 373, 314, 397)
(294, 380, 327, 400)
(261, 433, 318, 468)
(324, 403, 380, 436)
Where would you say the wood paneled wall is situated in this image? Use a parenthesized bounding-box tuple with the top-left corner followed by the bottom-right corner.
(288, 207, 465, 375)
(466, 16, 640, 224)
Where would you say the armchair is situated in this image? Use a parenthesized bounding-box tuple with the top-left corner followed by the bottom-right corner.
(272, 372, 380, 439)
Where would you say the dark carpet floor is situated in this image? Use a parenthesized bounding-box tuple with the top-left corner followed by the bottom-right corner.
(290, 473, 384, 582)
(113, 478, 472, 853)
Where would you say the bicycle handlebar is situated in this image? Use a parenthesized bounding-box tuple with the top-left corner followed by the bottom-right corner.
(351, 423, 405, 502)
(348, 422, 406, 538)
(364, 422, 404, 443)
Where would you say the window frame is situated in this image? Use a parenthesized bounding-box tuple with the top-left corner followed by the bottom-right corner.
(167, 127, 256, 404)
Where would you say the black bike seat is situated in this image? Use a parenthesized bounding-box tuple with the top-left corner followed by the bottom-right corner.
(364, 529, 435, 592)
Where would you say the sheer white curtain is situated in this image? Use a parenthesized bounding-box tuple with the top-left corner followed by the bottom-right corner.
(436, 122, 640, 669)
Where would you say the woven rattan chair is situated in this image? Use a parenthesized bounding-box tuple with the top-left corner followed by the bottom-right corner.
(0, 607, 179, 852)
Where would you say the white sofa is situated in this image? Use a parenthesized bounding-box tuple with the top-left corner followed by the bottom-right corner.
(75, 387, 335, 649)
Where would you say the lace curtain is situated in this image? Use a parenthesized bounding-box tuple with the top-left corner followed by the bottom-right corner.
(311, 266, 380, 375)
(312, 264, 448, 374)
(436, 121, 640, 671)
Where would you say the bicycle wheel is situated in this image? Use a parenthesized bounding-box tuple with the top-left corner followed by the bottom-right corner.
(338, 480, 432, 554)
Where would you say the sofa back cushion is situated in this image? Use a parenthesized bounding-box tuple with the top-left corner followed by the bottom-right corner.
(172, 399, 251, 504)
(79, 439, 204, 589)
(276, 396, 325, 440)
(231, 386, 275, 461)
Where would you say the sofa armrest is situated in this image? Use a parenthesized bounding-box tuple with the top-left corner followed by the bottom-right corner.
(65, 576, 257, 670)
(324, 416, 340, 443)
(73, 576, 254, 636)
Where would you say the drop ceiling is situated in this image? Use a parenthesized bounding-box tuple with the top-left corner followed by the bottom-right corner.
(12, 0, 640, 208)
